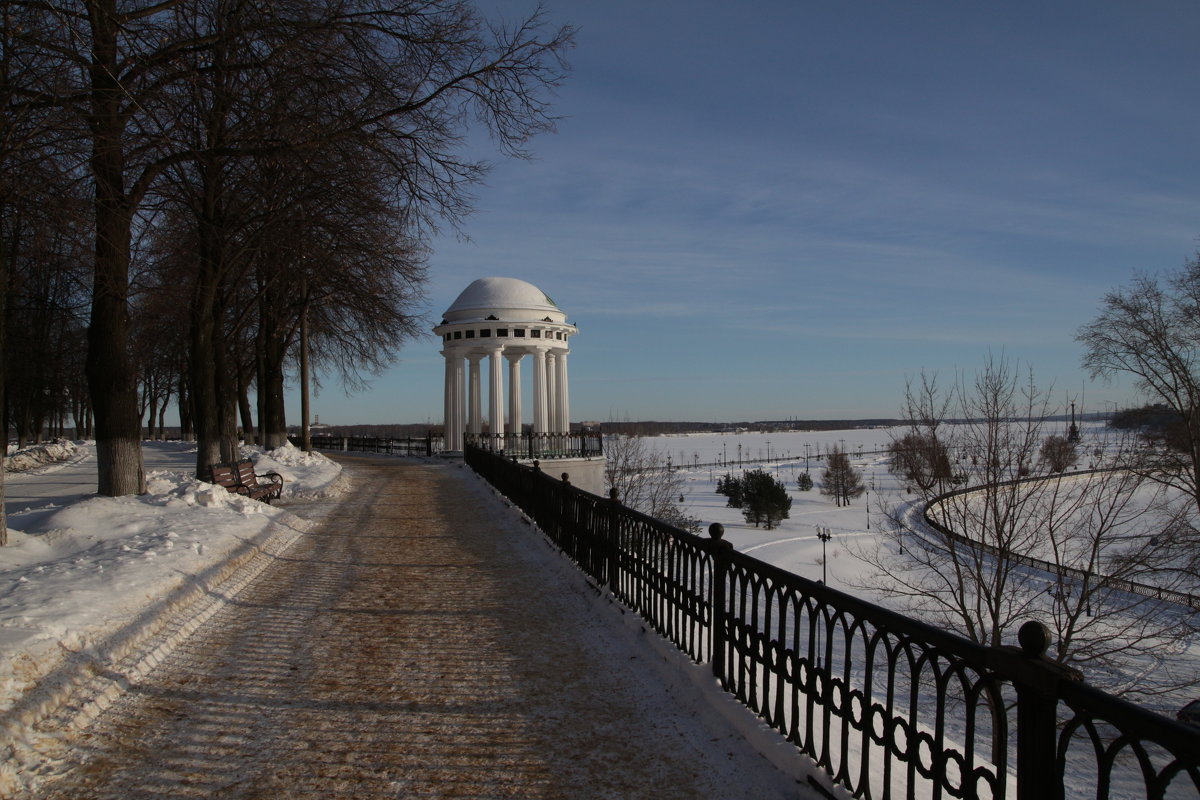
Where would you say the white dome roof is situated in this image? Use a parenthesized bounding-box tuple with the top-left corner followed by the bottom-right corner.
(443, 277, 567, 323)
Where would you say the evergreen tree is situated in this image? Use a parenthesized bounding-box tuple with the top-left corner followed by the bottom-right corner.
(740, 469, 792, 529)
(796, 472, 813, 491)
(716, 472, 745, 508)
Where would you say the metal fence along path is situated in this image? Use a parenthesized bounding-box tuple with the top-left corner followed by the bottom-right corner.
(465, 443, 1200, 800)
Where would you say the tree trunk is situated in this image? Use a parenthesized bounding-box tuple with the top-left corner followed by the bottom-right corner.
(157, 396, 168, 440)
(0, 230, 7, 544)
(85, 0, 145, 496)
(236, 366, 256, 445)
(189, 146, 229, 473)
(255, 315, 266, 449)
(190, 282, 224, 473)
(218, 352, 239, 462)
(257, 287, 291, 449)
(144, 379, 158, 440)
(258, 336, 289, 449)
(299, 293, 310, 453)
(178, 371, 193, 442)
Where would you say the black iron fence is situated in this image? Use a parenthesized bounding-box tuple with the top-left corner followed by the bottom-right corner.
(296, 433, 441, 456)
(465, 443, 1200, 800)
(464, 430, 602, 460)
(297, 430, 603, 461)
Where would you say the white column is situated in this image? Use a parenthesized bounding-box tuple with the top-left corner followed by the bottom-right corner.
(506, 352, 523, 435)
(442, 349, 454, 447)
(489, 348, 504, 440)
(545, 352, 557, 434)
(556, 349, 570, 433)
(532, 347, 548, 434)
(451, 353, 465, 450)
(466, 353, 483, 436)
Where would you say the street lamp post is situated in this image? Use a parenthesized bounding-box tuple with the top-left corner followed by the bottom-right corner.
(816, 525, 832, 584)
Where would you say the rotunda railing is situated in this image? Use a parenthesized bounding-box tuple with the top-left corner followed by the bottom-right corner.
(464, 430, 602, 461)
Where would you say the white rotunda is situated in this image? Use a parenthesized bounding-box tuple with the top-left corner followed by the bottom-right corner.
(434, 277, 576, 451)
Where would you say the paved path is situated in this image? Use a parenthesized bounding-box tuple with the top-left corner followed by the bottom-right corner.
(32, 457, 809, 799)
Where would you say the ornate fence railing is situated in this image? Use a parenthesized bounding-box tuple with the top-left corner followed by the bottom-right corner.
(464, 443, 1200, 800)
(464, 430, 603, 460)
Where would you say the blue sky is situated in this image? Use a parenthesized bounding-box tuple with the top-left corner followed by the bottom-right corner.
(303, 0, 1200, 425)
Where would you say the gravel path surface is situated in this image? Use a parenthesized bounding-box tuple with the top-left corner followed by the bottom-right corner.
(29, 457, 810, 799)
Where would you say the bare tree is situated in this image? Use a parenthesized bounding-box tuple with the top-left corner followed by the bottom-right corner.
(1078, 259, 1200, 513)
(1039, 434, 1078, 473)
(889, 432, 953, 492)
(6, 0, 222, 494)
(239, 130, 428, 448)
(821, 447, 865, 507)
(4, 185, 90, 446)
(2, 2, 81, 541)
(604, 434, 699, 532)
(851, 357, 1196, 702)
(9, 0, 573, 493)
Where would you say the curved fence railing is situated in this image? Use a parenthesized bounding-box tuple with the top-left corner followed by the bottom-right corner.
(465, 443, 1200, 800)
(922, 469, 1200, 610)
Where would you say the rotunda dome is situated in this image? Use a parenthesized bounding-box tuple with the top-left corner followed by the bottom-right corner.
(443, 277, 566, 323)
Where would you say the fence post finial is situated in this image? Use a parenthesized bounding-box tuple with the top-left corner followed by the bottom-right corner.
(708, 522, 733, 689)
(1018, 620, 1050, 657)
(1013, 620, 1081, 800)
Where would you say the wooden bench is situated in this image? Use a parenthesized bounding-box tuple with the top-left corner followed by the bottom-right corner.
(205, 460, 284, 503)
(234, 458, 283, 502)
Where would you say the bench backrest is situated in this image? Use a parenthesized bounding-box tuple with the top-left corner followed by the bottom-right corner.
(209, 463, 239, 488)
(234, 459, 259, 485)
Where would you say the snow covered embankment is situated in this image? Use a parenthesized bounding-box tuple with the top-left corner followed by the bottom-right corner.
(0, 441, 345, 792)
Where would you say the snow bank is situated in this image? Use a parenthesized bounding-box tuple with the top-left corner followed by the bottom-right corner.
(242, 440, 347, 499)
(0, 441, 345, 786)
(4, 440, 81, 474)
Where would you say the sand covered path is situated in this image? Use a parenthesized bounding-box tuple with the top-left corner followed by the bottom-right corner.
(30, 457, 811, 799)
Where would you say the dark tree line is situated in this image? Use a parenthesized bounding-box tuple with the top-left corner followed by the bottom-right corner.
(2, 0, 574, 502)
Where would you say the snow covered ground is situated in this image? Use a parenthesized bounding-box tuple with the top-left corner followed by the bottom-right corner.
(642, 426, 926, 589)
(1, 427, 1195, 797)
(0, 440, 832, 799)
(0, 440, 346, 736)
(639, 425, 1200, 716)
